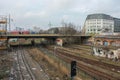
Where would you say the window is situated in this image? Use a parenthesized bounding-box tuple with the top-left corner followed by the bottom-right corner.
(98, 29, 101, 31)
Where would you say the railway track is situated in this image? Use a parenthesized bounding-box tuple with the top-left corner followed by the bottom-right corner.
(25, 48, 50, 80)
(16, 47, 35, 80)
(55, 52, 118, 80)
(54, 46, 120, 73)
(45, 46, 120, 80)
(66, 45, 92, 53)
(12, 46, 50, 80)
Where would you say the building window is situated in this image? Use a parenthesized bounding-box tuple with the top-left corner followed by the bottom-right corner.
(98, 29, 101, 31)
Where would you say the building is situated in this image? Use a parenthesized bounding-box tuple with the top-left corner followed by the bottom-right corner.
(94, 33, 120, 46)
(84, 13, 120, 34)
(114, 18, 120, 32)
(47, 27, 59, 34)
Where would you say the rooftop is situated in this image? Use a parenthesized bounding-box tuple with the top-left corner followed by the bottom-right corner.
(86, 13, 113, 20)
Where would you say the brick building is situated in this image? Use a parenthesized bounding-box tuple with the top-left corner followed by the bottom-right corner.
(94, 33, 120, 46)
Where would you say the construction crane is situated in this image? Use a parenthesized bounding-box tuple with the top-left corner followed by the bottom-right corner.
(0, 15, 7, 50)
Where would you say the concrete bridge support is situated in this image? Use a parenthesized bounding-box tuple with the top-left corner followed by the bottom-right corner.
(44, 38, 57, 45)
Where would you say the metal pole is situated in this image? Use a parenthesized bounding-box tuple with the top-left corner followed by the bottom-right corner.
(71, 77, 74, 80)
(5, 17, 7, 33)
(54, 46, 56, 57)
(9, 14, 10, 32)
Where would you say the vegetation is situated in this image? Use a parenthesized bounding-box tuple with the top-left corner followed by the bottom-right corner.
(0, 53, 13, 79)
(28, 48, 70, 80)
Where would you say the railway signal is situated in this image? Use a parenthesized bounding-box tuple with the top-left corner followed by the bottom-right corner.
(71, 61, 77, 80)
(31, 40, 35, 46)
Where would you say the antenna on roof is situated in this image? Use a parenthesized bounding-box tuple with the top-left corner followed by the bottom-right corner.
(48, 21, 52, 29)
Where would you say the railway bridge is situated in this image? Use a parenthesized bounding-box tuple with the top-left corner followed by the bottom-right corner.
(0, 34, 91, 48)
(1, 34, 90, 38)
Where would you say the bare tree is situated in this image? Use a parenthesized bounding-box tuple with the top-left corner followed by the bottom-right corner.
(75, 25, 82, 34)
(60, 22, 80, 45)
(60, 22, 77, 35)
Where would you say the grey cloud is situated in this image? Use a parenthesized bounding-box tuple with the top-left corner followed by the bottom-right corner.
(0, 0, 120, 30)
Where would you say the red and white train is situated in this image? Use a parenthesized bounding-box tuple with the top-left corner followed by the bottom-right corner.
(10, 31, 30, 34)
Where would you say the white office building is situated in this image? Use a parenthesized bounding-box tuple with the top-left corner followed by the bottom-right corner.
(84, 13, 120, 34)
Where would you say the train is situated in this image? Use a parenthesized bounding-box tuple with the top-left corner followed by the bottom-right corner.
(8, 31, 42, 46)
(10, 31, 30, 34)
(9, 30, 40, 34)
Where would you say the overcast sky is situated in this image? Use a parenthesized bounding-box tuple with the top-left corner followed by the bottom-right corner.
(0, 0, 120, 30)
